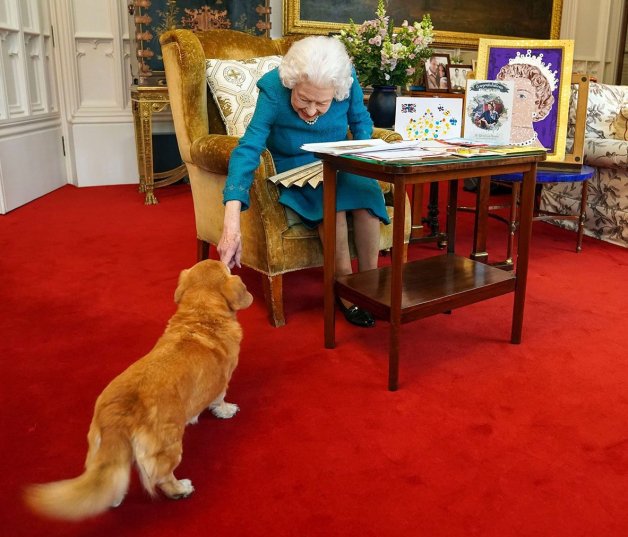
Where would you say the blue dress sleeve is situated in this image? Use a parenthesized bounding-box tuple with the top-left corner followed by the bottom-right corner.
(347, 69, 373, 141)
(223, 76, 279, 211)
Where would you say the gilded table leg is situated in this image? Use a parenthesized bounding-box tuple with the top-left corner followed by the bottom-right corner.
(132, 100, 147, 194)
(138, 100, 157, 205)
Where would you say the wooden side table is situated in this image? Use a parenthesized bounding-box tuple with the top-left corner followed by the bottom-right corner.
(131, 84, 188, 205)
(320, 151, 546, 391)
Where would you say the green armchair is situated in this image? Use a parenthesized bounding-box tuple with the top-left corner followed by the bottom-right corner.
(160, 29, 410, 327)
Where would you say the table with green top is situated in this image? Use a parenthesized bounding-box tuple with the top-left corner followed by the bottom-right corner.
(318, 150, 547, 391)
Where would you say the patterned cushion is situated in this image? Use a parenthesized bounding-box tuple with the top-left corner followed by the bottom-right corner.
(584, 83, 626, 139)
(613, 104, 628, 141)
(205, 56, 282, 137)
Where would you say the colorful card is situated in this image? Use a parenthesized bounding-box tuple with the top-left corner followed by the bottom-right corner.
(463, 80, 515, 145)
(394, 97, 463, 141)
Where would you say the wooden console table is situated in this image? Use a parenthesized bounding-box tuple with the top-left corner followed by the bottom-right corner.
(131, 84, 188, 205)
(320, 150, 546, 391)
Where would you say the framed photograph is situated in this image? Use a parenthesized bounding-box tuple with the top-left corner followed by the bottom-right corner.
(475, 38, 574, 162)
(447, 64, 472, 93)
(424, 54, 450, 92)
(283, 0, 563, 48)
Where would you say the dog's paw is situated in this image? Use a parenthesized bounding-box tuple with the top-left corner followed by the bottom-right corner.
(211, 402, 239, 419)
(174, 479, 195, 499)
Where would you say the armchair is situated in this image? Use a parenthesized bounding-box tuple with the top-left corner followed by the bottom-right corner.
(160, 29, 411, 327)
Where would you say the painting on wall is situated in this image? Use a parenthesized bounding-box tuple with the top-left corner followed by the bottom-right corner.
(475, 38, 574, 162)
(130, 0, 271, 83)
(284, 0, 563, 48)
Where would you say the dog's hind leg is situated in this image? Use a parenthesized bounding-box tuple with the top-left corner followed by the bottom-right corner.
(134, 425, 194, 500)
(209, 391, 239, 419)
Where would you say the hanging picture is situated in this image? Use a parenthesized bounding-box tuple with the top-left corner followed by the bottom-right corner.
(463, 80, 515, 146)
(130, 0, 271, 82)
(394, 97, 463, 141)
(475, 39, 574, 161)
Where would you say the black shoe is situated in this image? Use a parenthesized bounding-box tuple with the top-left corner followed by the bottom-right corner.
(336, 297, 375, 328)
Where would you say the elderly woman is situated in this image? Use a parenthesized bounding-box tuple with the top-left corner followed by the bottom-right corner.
(218, 36, 388, 328)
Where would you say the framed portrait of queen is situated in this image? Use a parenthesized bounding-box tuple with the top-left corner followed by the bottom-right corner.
(475, 39, 574, 162)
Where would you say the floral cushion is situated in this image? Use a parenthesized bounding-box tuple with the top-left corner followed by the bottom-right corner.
(613, 104, 628, 141)
(583, 83, 626, 139)
(205, 56, 282, 137)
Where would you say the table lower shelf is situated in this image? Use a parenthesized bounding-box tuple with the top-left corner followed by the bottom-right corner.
(335, 254, 516, 323)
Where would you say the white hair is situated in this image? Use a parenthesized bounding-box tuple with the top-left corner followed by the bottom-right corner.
(279, 36, 353, 101)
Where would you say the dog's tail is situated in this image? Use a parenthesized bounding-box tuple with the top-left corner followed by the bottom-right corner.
(24, 423, 132, 521)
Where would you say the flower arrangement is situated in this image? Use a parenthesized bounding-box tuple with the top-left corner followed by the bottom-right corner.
(338, 0, 434, 88)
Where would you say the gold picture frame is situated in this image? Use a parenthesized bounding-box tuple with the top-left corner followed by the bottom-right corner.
(475, 38, 574, 162)
(283, 0, 564, 48)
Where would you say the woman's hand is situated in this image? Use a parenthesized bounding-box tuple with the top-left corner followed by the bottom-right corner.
(218, 200, 243, 269)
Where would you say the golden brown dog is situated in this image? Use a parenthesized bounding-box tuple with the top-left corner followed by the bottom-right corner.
(24, 259, 253, 521)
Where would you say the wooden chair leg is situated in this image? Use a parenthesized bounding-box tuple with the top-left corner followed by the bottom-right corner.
(197, 239, 210, 261)
(262, 274, 286, 327)
(576, 179, 589, 253)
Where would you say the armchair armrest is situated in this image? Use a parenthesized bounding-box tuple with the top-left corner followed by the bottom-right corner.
(372, 128, 402, 143)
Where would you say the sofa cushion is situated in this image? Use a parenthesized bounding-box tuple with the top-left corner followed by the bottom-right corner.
(613, 104, 628, 141)
(205, 56, 282, 137)
(584, 83, 626, 139)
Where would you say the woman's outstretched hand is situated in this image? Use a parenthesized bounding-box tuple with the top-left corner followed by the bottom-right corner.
(218, 200, 243, 269)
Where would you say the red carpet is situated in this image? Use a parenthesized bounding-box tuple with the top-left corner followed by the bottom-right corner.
(1, 183, 627, 536)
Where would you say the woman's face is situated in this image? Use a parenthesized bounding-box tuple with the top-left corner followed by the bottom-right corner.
(511, 77, 536, 127)
(291, 80, 335, 123)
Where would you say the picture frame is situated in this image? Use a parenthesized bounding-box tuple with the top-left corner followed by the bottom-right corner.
(447, 64, 472, 93)
(424, 54, 450, 92)
(475, 38, 574, 162)
(283, 0, 563, 48)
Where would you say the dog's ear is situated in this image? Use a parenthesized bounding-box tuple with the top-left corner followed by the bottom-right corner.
(221, 276, 253, 311)
(174, 269, 190, 303)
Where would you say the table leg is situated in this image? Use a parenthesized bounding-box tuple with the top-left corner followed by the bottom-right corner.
(132, 100, 147, 194)
(511, 164, 537, 343)
(137, 100, 158, 205)
(388, 178, 407, 391)
(446, 179, 458, 254)
(470, 175, 490, 263)
(323, 162, 337, 349)
(410, 183, 426, 240)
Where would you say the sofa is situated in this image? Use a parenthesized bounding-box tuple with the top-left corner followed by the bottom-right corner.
(541, 83, 628, 248)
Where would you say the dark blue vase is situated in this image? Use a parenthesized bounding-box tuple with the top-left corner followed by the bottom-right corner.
(367, 85, 398, 128)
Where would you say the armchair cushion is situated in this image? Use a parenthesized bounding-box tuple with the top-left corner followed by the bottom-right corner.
(205, 56, 282, 137)
(613, 104, 628, 141)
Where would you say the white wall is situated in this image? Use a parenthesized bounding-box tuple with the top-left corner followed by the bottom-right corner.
(51, 0, 136, 187)
(0, 0, 65, 213)
(560, 0, 625, 82)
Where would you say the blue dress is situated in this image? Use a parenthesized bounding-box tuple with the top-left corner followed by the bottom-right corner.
(223, 68, 390, 228)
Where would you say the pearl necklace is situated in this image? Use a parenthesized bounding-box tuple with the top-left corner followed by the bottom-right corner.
(511, 131, 539, 147)
(303, 115, 319, 126)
